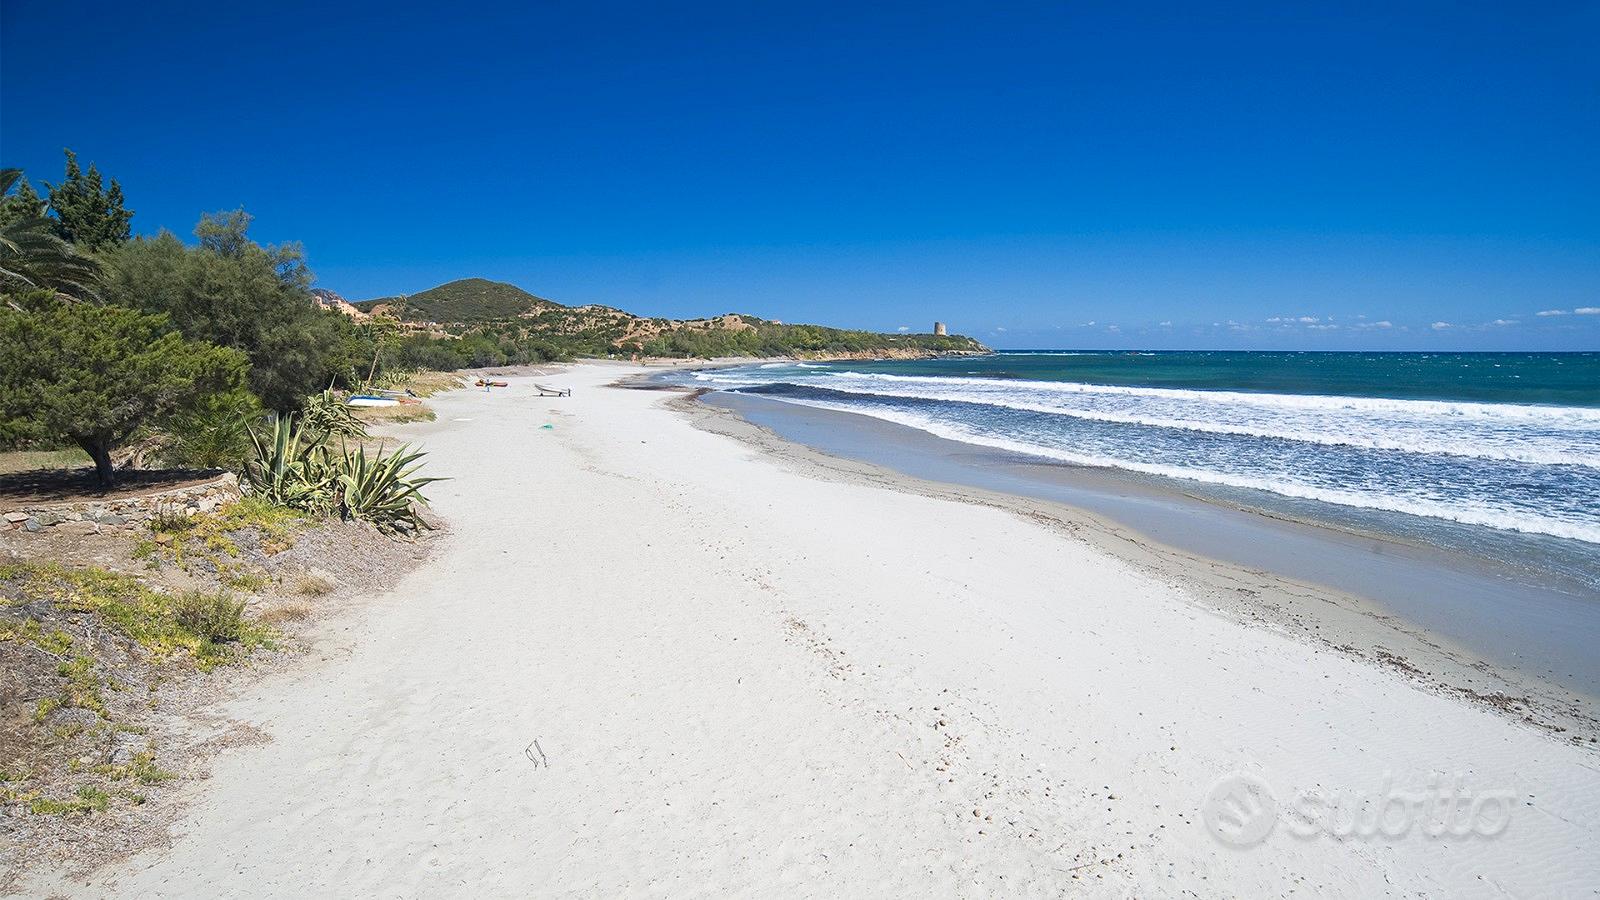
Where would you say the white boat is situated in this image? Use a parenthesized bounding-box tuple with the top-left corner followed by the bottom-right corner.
(346, 395, 401, 407)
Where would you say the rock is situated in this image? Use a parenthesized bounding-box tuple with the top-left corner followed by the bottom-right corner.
(230, 529, 261, 554)
(46, 707, 100, 729)
(109, 733, 149, 766)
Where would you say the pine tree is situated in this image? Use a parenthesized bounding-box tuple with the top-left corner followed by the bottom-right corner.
(45, 149, 133, 250)
(0, 293, 247, 486)
(0, 175, 46, 228)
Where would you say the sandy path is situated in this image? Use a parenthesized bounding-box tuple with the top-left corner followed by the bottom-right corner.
(38, 364, 1600, 897)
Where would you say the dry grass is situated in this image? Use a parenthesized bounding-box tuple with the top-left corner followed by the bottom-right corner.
(400, 371, 468, 397)
(369, 369, 467, 398)
(293, 575, 334, 596)
(0, 448, 89, 476)
(257, 604, 312, 626)
(352, 404, 437, 425)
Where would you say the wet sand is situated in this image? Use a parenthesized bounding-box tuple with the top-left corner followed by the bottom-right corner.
(698, 389, 1600, 736)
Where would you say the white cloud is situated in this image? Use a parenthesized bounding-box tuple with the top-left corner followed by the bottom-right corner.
(1577, 307, 1600, 315)
(1431, 321, 1452, 330)
(1536, 309, 1567, 316)
(1490, 319, 1518, 326)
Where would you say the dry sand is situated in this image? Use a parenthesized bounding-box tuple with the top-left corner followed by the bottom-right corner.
(27, 362, 1600, 897)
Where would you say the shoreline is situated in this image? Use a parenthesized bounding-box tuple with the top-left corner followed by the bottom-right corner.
(33, 363, 1600, 896)
(664, 382, 1600, 745)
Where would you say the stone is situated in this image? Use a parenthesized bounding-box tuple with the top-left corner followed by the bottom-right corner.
(45, 707, 100, 729)
(109, 733, 149, 766)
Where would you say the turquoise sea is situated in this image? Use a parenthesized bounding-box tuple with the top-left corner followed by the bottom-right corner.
(684, 351, 1600, 588)
(818, 350, 1600, 407)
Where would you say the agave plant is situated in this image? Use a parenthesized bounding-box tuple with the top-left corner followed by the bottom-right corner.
(243, 414, 336, 511)
(301, 390, 367, 441)
(334, 442, 443, 533)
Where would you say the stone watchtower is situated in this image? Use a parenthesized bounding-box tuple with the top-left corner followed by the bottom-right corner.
(933, 321, 947, 336)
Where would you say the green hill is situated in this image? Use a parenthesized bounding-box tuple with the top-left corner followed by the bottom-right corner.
(354, 278, 559, 323)
(357, 277, 988, 367)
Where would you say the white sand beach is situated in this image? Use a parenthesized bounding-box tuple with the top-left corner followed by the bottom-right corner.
(36, 363, 1600, 897)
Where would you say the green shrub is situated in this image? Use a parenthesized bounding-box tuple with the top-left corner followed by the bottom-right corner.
(149, 504, 197, 535)
(156, 388, 262, 471)
(174, 591, 246, 644)
(30, 785, 110, 815)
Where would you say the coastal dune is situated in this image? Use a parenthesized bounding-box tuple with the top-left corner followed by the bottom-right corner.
(46, 363, 1600, 896)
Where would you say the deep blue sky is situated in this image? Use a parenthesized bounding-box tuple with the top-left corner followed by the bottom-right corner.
(4, 1, 1597, 349)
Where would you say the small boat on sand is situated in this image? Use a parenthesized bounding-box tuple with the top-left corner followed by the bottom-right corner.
(347, 395, 401, 407)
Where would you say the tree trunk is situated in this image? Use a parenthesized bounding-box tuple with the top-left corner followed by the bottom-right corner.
(76, 437, 116, 489)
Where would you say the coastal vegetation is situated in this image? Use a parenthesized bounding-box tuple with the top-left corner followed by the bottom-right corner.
(360, 277, 987, 366)
(243, 412, 440, 534)
(0, 152, 443, 839)
(0, 480, 415, 835)
(2, 150, 981, 492)
(0, 292, 249, 486)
